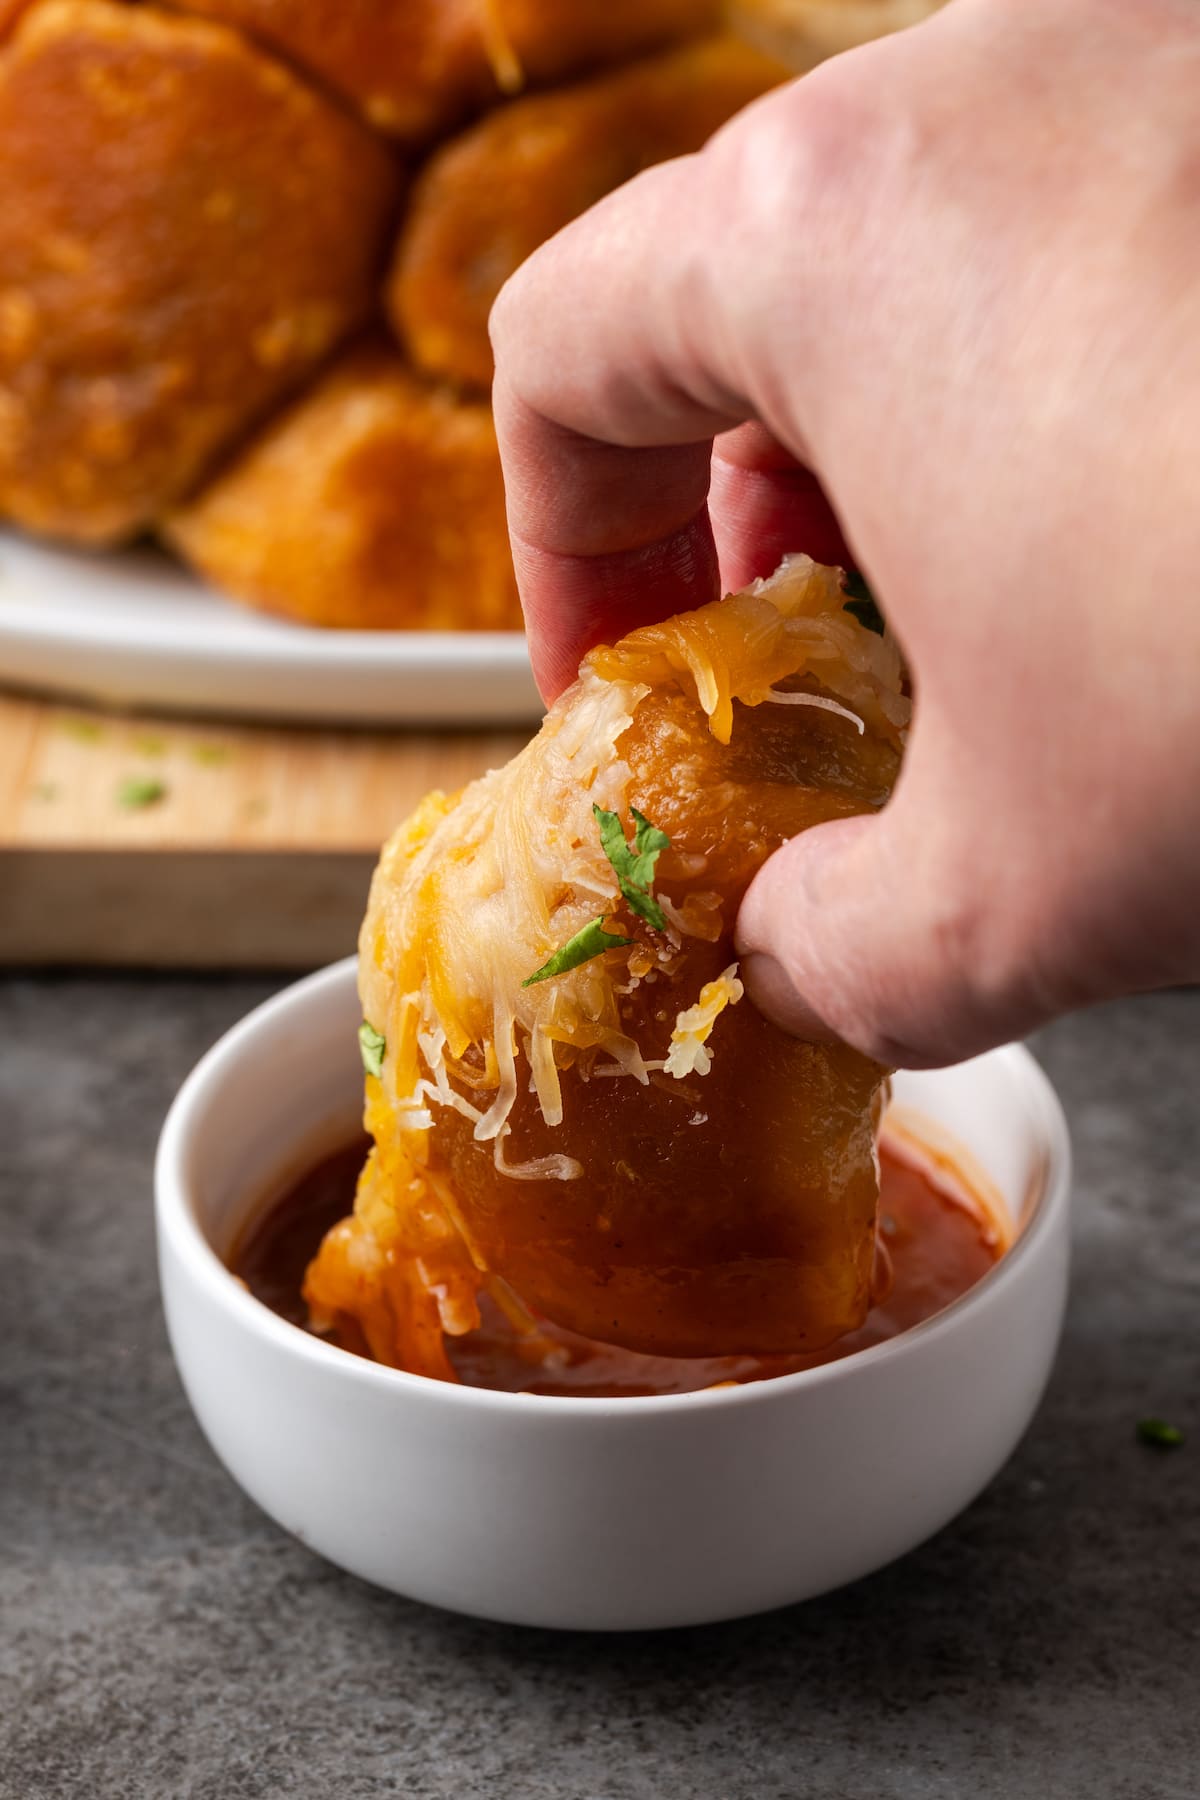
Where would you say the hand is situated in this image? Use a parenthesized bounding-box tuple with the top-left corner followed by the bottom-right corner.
(490, 0, 1200, 1067)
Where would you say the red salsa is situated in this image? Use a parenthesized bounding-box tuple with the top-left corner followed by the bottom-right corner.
(232, 1137, 1006, 1398)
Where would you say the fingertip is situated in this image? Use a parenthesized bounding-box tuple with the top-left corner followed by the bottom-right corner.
(710, 428, 853, 591)
(735, 818, 873, 1046)
(513, 512, 721, 706)
(735, 813, 899, 1058)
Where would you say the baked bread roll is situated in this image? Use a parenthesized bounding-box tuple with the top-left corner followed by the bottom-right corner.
(166, 339, 521, 630)
(305, 557, 909, 1373)
(0, 0, 399, 544)
(167, 0, 720, 143)
(388, 34, 788, 389)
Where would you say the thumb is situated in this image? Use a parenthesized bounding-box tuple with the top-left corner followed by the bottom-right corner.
(734, 803, 1036, 1070)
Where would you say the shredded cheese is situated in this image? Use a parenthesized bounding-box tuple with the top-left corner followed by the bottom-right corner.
(762, 688, 866, 733)
(492, 1131, 583, 1183)
(355, 556, 909, 1188)
(664, 964, 745, 1079)
(590, 554, 910, 745)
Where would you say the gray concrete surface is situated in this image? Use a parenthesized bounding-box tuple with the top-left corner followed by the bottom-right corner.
(1, 975, 1197, 1800)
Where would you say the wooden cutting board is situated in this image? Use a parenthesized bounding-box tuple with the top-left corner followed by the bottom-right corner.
(0, 691, 529, 966)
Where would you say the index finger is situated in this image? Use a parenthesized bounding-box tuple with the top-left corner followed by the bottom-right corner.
(492, 375, 724, 700)
(488, 116, 813, 698)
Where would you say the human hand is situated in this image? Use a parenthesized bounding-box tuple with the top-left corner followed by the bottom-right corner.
(490, 0, 1200, 1066)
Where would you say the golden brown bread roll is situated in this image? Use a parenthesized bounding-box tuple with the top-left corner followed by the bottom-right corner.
(304, 557, 908, 1370)
(388, 34, 789, 389)
(489, 0, 722, 91)
(0, 0, 400, 545)
(166, 0, 721, 144)
(164, 340, 522, 631)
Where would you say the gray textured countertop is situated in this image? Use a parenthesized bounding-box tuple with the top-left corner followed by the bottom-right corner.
(2, 975, 1197, 1800)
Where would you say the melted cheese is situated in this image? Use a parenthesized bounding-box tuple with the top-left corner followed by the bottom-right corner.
(357, 555, 909, 1185)
(589, 554, 908, 744)
(665, 964, 745, 1078)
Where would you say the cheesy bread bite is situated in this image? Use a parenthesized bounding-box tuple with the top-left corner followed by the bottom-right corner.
(388, 34, 788, 389)
(0, 0, 398, 544)
(304, 558, 909, 1375)
(168, 0, 719, 144)
(165, 340, 520, 631)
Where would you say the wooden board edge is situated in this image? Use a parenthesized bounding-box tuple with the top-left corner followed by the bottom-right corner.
(0, 847, 374, 969)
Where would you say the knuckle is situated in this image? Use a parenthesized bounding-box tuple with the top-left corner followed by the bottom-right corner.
(487, 259, 531, 354)
(709, 64, 882, 233)
(696, 53, 918, 392)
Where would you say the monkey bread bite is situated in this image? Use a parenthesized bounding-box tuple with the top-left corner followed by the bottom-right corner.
(304, 559, 910, 1375)
(388, 34, 788, 389)
(165, 340, 520, 631)
(169, 0, 720, 144)
(0, 1, 922, 630)
(0, 0, 398, 544)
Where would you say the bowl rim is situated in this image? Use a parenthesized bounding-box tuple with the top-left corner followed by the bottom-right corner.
(155, 957, 1072, 1420)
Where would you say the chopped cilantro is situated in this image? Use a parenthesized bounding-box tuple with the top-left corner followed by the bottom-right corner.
(523, 916, 633, 987)
(843, 570, 885, 636)
(593, 803, 670, 931)
(1136, 1417, 1184, 1449)
(358, 1020, 386, 1079)
(116, 776, 167, 810)
(524, 805, 670, 985)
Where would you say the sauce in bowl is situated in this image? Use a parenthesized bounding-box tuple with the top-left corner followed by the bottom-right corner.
(232, 1136, 1006, 1398)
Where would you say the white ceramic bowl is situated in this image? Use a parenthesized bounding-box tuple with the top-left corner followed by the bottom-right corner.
(156, 958, 1071, 1631)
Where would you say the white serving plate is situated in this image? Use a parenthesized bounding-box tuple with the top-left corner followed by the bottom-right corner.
(0, 531, 541, 726)
(156, 958, 1072, 1632)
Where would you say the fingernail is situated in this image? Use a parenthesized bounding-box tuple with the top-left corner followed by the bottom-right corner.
(739, 951, 842, 1046)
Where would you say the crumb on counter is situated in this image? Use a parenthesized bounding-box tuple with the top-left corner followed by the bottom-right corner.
(116, 774, 168, 810)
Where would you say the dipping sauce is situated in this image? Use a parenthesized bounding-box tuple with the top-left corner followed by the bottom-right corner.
(232, 1138, 1006, 1398)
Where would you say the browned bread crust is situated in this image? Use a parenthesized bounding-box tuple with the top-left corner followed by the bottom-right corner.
(0, 0, 400, 544)
(165, 339, 521, 630)
(165, 0, 720, 144)
(388, 35, 788, 389)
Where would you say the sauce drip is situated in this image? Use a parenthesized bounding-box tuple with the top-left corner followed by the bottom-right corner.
(233, 1138, 1005, 1398)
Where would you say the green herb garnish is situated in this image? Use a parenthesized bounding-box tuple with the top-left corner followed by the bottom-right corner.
(191, 742, 231, 768)
(1137, 1417, 1185, 1449)
(358, 1020, 386, 1078)
(116, 776, 167, 810)
(522, 916, 633, 987)
(61, 716, 104, 745)
(593, 803, 670, 931)
(522, 806, 670, 985)
(843, 570, 885, 636)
